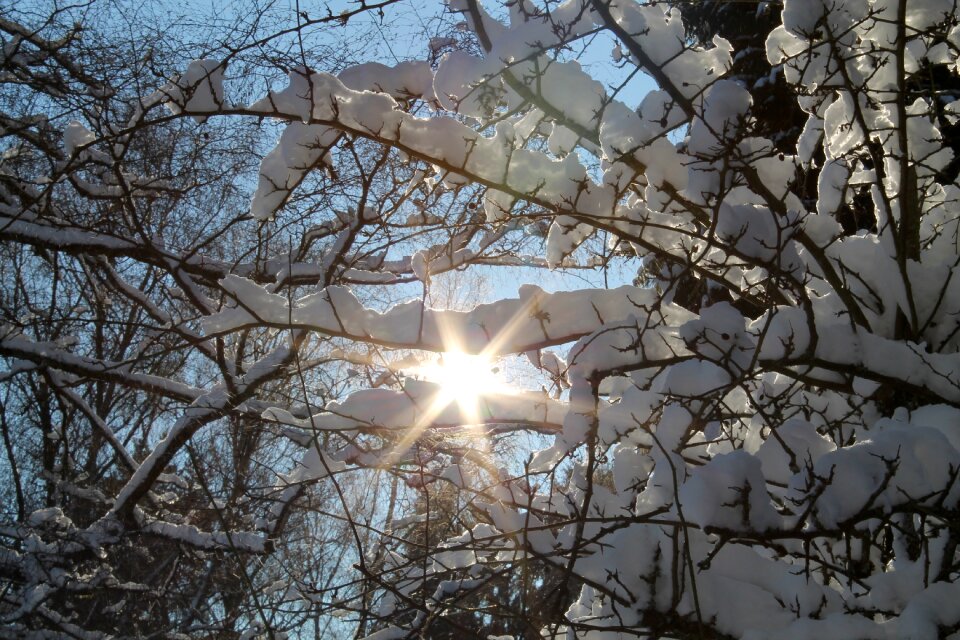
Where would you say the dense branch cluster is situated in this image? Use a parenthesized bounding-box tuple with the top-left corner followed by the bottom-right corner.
(2, 0, 960, 638)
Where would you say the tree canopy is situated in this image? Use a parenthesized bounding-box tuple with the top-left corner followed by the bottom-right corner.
(3, 0, 960, 638)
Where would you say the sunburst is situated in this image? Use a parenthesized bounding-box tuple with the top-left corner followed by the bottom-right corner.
(417, 350, 509, 425)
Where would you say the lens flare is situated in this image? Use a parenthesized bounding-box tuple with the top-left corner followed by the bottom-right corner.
(418, 351, 508, 423)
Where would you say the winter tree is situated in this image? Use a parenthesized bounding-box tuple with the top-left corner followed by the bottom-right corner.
(3, 0, 960, 638)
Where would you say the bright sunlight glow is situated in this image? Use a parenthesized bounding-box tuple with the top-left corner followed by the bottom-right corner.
(418, 351, 509, 422)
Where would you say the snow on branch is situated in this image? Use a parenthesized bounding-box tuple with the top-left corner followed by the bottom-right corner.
(7, 0, 960, 638)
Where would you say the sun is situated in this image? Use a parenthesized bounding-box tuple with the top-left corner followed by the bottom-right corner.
(418, 351, 509, 422)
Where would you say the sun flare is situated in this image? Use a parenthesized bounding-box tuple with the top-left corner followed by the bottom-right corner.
(419, 351, 509, 421)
